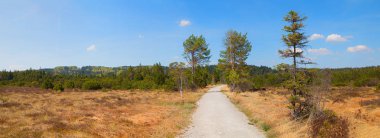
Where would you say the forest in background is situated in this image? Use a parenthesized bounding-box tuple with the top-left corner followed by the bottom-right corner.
(0, 64, 379, 92)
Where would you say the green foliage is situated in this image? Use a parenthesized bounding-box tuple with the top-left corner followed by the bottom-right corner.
(53, 83, 64, 92)
(64, 81, 75, 89)
(261, 123, 271, 132)
(41, 80, 54, 89)
(228, 70, 239, 86)
(218, 30, 252, 92)
(1, 64, 379, 93)
(132, 80, 156, 90)
(193, 66, 211, 88)
(332, 67, 380, 87)
(151, 63, 167, 85)
(183, 34, 211, 88)
(169, 62, 186, 91)
(279, 10, 313, 119)
(376, 83, 380, 91)
(279, 10, 307, 59)
(82, 81, 102, 90)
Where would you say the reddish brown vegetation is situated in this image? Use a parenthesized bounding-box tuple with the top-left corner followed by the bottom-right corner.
(0, 87, 206, 137)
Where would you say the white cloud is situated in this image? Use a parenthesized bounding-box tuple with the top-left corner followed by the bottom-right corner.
(308, 34, 324, 41)
(296, 48, 303, 53)
(8, 65, 27, 71)
(86, 44, 96, 52)
(326, 34, 349, 42)
(347, 45, 371, 53)
(179, 19, 191, 27)
(307, 48, 331, 55)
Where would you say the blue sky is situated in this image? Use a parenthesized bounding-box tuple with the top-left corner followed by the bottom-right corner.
(0, 0, 379, 70)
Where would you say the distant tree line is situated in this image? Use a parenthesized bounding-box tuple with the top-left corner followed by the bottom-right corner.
(0, 64, 219, 91)
(1, 64, 378, 92)
(0, 64, 279, 91)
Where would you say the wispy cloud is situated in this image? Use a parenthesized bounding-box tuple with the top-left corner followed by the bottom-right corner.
(8, 65, 27, 71)
(296, 48, 303, 53)
(179, 19, 191, 27)
(86, 44, 96, 52)
(308, 34, 324, 41)
(326, 34, 349, 42)
(347, 45, 371, 53)
(307, 48, 331, 55)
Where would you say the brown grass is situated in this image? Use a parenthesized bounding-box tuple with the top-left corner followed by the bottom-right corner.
(224, 86, 380, 138)
(0, 87, 208, 138)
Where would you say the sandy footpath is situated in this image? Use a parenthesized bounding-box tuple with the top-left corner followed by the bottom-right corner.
(179, 85, 265, 138)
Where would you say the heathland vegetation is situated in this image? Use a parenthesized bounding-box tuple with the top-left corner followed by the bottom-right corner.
(1, 63, 379, 92)
(1, 10, 380, 138)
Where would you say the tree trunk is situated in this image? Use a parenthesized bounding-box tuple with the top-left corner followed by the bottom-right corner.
(180, 71, 183, 98)
(230, 44, 236, 92)
(191, 52, 195, 86)
(292, 45, 297, 115)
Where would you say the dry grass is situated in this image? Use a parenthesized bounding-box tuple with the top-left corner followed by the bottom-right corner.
(224, 86, 308, 138)
(0, 87, 208, 138)
(224, 86, 380, 138)
(325, 87, 380, 138)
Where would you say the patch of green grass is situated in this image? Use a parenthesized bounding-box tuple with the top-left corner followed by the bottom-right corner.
(180, 102, 195, 110)
(261, 123, 271, 132)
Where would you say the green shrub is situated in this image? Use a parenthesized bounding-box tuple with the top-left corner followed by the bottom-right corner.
(16, 82, 25, 87)
(376, 83, 380, 91)
(99, 79, 116, 89)
(333, 83, 347, 87)
(132, 80, 156, 90)
(64, 81, 75, 89)
(261, 123, 271, 132)
(353, 78, 369, 87)
(162, 80, 177, 91)
(82, 81, 102, 90)
(119, 81, 133, 90)
(53, 83, 64, 92)
(41, 80, 54, 89)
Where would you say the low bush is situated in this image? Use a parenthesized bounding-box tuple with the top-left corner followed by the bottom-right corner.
(41, 80, 54, 89)
(64, 81, 75, 89)
(82, 81, 102, 90)
(353, 78, 378, 87)
(53, 83, 64, 92)
(132, 80, 156, 90)
(376, 83, 380, 91)
(309, 110, 349, 138)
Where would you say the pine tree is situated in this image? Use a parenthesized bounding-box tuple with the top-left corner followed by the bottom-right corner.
(183, 34, 211, 88)
(279, 10, 311, 118)
(218, 30, 252, 92)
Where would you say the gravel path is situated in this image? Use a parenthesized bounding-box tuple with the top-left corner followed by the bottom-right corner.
(179, 85, 265, 138)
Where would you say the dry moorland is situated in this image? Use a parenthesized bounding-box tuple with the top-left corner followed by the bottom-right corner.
(223, 86, 380, 138)
(0, 87, 208, 138)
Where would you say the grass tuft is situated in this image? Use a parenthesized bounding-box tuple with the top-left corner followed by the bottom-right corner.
(261, 123, 271, 132)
